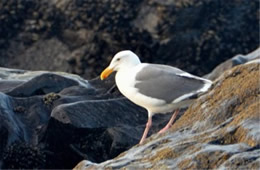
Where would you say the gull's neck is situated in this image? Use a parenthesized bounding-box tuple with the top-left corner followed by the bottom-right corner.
(118, 62, 141, 73)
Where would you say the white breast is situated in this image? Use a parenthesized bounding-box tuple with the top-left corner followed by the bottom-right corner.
(115, 66, 138, 99)
(115, 64, 167, 115)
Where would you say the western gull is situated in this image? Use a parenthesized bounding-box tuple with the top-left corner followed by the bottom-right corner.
(100, 50, 212, 144)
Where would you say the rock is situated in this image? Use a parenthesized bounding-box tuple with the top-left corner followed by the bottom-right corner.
(0, 0, 258, 78)
(205, 47, 260, 80)
(5, 38, 71, 72)
(2, 142, 47, 169)
(0, 67, 171, 169)
(74, 62, 260, 169)
(6, 73, 80, 97)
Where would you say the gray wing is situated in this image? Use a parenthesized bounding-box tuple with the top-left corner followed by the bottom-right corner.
(134, 64, 206, 103)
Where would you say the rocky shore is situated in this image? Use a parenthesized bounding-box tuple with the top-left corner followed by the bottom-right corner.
(0, 48, 259, 169)
(0, 0, 259, 169)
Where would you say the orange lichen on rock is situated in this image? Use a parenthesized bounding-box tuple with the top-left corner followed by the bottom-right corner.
(172, 63, 259, 132)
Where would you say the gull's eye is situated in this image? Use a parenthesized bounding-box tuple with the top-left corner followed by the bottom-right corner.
(116, 58, 120, 61)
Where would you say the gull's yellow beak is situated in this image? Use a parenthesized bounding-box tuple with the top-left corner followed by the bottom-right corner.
(100, 67, 114, 80)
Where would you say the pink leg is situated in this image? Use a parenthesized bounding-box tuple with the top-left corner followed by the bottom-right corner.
(139, 117, 152, 144)
(158, 109, 180, 134)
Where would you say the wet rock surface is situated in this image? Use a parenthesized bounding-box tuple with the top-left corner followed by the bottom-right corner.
(0, 70, 121, 168)
(0, 0, 259, 78)
(74, 61, 260, 170)
(0, 68, 173, 169)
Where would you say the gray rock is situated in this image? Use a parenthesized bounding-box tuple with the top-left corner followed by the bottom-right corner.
(6, 73, 80, 97)
(205, 47, 260, 80)
(0, 67, 171, 169)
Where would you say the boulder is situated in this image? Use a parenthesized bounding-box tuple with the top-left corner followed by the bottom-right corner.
(0, 67, 171, 169)
(74, 62, 260, 169)
(205, 47, 260, 80)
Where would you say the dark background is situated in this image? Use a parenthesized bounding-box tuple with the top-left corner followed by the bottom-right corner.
(0, 0, 259, 78)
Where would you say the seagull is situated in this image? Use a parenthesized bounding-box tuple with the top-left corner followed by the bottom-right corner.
(100, 50, 212, 144)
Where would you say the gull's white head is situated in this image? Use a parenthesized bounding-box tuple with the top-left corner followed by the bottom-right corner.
(100, 50, 141, 80)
